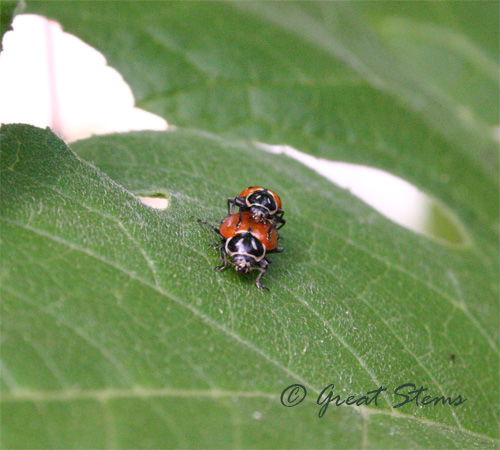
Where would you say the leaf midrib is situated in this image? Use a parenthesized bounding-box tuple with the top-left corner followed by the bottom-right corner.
(2, 383, 499, 446)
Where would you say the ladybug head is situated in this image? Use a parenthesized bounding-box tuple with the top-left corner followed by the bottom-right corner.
(250, 205, 268, 220)
(225, 233, 265, 274)
(246, 191, 277, 216)
(232, 255, 253, 273)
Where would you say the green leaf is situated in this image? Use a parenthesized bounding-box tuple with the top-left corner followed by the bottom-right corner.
(23, 0, 499, 255)
(25, 2, 499, 170)
(1, 124, 498, 449)
(0, 0, 19, 49)
(4, 1, 500, 448)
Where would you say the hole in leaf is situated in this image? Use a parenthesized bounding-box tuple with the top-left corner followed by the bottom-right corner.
(0, 14, 168, 142)
(137, 195, 170, 210)
(257, 143, 469, 246)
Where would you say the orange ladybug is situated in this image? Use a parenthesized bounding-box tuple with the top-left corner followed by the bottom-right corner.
(196, 211, 283, 290)
(228, 186, 285, 230)
(219, 212, 278, 251)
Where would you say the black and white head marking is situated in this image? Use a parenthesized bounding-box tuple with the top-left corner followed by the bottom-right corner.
(225, 232, 266, 263)
(245, 191, 278, 216)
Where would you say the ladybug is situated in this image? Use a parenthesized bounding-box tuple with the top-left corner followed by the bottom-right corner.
(198, 212, 283, 290)
(228, 186, 286, 231)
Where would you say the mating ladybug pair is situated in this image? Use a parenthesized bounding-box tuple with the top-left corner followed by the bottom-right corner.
(199, 187, 285, 290)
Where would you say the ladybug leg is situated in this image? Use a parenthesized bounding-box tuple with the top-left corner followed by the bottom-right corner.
(275, 210, 286, 230)
(255, 259, 269, 291)
(228, 197, 246, 215)
(215, 247, 229, 272)
(267, 247, 283, 254)
(227, 198, 236, 215)
(266, 212, 285, 239)
(194, 216, 223, 237)
(267, 220, 275, 240)
(235, 197, 246, 208)
(267, 219, 285, 240)
(236, 210, 243, 229)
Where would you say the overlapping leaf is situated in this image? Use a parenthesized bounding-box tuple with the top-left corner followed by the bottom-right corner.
(2, 1, 499, 448)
